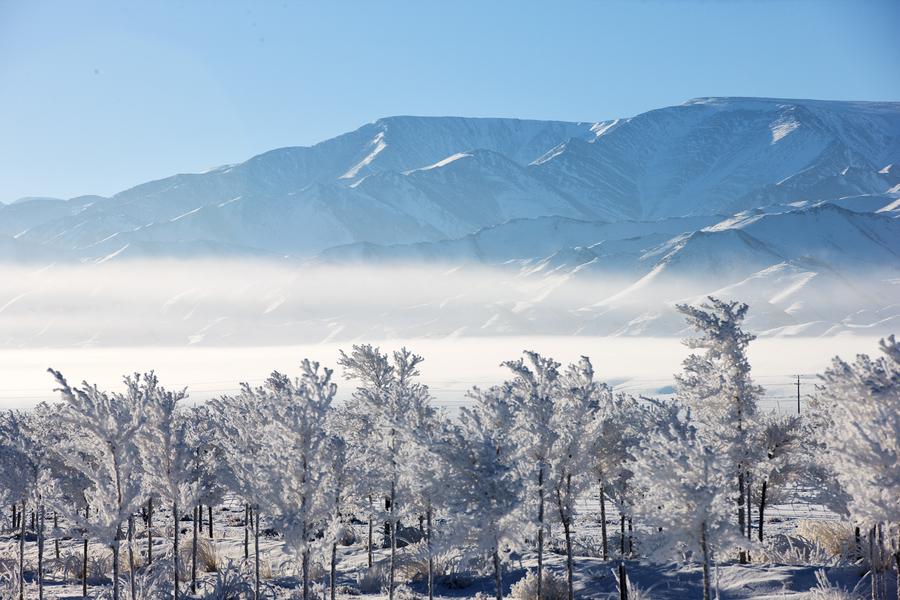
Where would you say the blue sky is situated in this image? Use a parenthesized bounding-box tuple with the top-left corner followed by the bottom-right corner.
(1, 0, 898, 201)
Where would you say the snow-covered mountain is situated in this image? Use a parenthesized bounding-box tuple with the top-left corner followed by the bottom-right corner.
(2, 97, 899, 341)
(4, 97, 899, 262)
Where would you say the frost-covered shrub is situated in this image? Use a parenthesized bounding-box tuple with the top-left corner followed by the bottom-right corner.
(87, 551, 113, 584)
(795, 521, 858, 560)
(394, 583, 421, 600)
(200, 561, 254, 600)
(336, 523, 357, 546)
(176, 536, 227, 575)
(510, 569, 568, 600)
(0, 562, 17, 600)
(757, 533, 836, 566)
(608, 571, 654, 600)
(356, 563, 389, 594)
(804, 570, 862, 599)
(306, 556, 326, 582)
(176, 533, 221, 578)
(60, 550, 85, 582)
(396, 542, 468, 585)
(127, 558, 175, 600)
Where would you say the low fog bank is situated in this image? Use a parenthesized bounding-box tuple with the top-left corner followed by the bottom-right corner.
(0, 336, 886, 410)
(1, 259, 897, 347)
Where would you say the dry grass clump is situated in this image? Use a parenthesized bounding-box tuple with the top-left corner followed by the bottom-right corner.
(509, 569, 568, 600)
(356, 562, 389, 594)
(177, 536, 223, 574)
(755, 533, 834, 566)
(393, 542, 474, 588)
(795, 520, 858, 560)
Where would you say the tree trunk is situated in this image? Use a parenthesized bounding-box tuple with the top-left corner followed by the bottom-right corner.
(208, 504, 213, 539)
(618, 562, 628, 600)
(620, 513, 626, 556)
(427, 506, 434, 600)
(18, 500, 25, 600)
(493, 546, 503, 600)
(366, 494, 374, 568)
(878, 524, 886, 600)
(128, 516, 136, 600)
(856, 525, 862, 560)
(869, 526, 877, 600)
(627, 517, 633, 557)
(746, 476, 753, 540)
(537, 465, 545, 600)
(244, 504, 250, 560)
(37, 504, 44, 600)
(700, 521, 711, 600)
(384, 496, 392, 547)
(389, 481, 397, 600)
(83, 504, 89, 600)
(893, 525, 899, 600)
(552, 480, 575, 600)
(757, 480, 767, 542)
(254, 508, 260, 600)
(11, 503, 16, 532)
(737, 470, 746, 564)
(112, 537, 121, 600)
(367, 513, 373, 568)
(330, 540, 337, 600)
(147, 497, 153, 565)
(599, 482, 608, 561)
(192, 505, 198, 594)
(54, 511, 59, 560)
(562, 517, 574, 600)
(173, 501, 180, 600)
(302, 549, 310, 600)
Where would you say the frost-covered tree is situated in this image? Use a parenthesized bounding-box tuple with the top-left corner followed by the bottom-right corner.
(498, 352, 609, 600)
(585, 391, 639, 561)
(143, 382, 215, 599)
(0, 406, 65, 600)
(818, 336, 900, 526)
(211, 382, 277, 600)
(400, 390, 451, 600)
(338, 344, 429, 600)
(49, 369, 151, 600)
(260, 362, 336, 600)
(548, 357, 602, 600)
(676, 297, 763, 558)
(320, 434, 352, 600)
(502, 351, 561, 600)
(632, 404, 744, 600)
(815, 336, 900, 599)
(212, 360, 338, 600)
(748, 412, 803, 542)
(447, 386, 524, 600)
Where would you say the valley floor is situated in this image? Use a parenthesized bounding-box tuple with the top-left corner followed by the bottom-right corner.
(2, 492, 893, 600)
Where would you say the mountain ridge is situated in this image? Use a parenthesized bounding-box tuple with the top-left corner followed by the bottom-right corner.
(2, 97, 899, 340)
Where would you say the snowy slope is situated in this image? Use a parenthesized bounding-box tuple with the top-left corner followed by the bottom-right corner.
(317, 215, 720, 265)
(532, 98, 900, 219)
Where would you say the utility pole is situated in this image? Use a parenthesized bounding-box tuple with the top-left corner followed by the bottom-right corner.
(795, 375, 801, 415)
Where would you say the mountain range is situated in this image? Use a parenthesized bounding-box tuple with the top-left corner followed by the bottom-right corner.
(2, 96, 899, 341)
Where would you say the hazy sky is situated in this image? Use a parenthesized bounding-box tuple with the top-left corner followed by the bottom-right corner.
(2, 0, 898, 201)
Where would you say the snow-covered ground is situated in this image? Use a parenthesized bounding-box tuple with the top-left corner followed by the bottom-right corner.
(1, 490, 887, 599)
